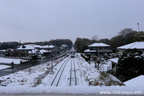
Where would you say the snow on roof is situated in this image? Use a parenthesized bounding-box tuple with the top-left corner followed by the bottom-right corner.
(61, 44, 68, 47)
(28, 49, 39, 54)
(34, 45, 42, 48)
(109, 58, 119, 64)
(89, 43, 110, 47)
(84, 49, 91, 53)
(118, 41, 144, 49)
(0, 65, 10, 70)
(41, 45, 55, 49)
(39, 49, 52, 54)
(17, 44, 38, 50)
(84, 49, 97, 53)
(124, 75, 144, 87)
(39, 49, 47, 53)
(17, 44, 55, 50)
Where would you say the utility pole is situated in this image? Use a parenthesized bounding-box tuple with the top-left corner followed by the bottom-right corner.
(137, 23, 140, 41)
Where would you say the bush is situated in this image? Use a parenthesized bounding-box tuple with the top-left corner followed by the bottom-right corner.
(117, 49, 144, 81)
(31, 55, 38, 60)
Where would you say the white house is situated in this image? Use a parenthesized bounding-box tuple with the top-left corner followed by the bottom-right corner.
(84, 43, 112, 57)
(17, 44, 36, 51)
(17, 44, 55, 57)
(117, 41, 144, 56)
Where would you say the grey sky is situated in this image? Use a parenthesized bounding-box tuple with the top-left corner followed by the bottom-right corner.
(0, 0, 144, 43)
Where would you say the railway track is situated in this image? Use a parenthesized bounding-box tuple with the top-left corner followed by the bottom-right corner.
(50, 57, 70, 86)
(69, 58, 77, 86)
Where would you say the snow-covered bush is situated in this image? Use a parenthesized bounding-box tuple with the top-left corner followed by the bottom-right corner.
(117, 49, 144, 81)
(88, 72, 123, 86)
(98, 72, 123, 86)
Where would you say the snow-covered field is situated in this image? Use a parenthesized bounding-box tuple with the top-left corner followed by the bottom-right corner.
(0, 57, 28, 64)
(0, 55, 66, 87)
(0, 65, 10, 70)
(0, 54, 143, 95)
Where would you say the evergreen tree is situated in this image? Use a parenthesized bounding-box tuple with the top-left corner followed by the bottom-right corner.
(117, 49, 144, 81)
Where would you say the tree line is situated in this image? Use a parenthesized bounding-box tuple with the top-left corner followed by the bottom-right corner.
(74, 28, 144, 52)
(0, 42, 21, 50)
(0, 39, 73, 50)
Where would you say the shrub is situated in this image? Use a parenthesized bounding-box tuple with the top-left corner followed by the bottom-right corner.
(117, 49, 144, 81)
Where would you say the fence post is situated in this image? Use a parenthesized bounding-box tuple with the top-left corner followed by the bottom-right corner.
(11, 62, 14, 73)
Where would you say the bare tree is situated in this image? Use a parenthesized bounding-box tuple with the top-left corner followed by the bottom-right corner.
(92, 35, 99, 41)
(119, 28, 133, 37)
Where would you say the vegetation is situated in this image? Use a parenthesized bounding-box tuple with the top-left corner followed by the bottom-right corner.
(117, 49, 144, 82)
(31, 55, 38, 60)
(25, 39, 73, 49)
(0, 39, 73, 50)
(0, 42, 21, 49)
(74, 38, 93, 53)
(109, 28, 144, 52)
(74, 28, 144, 53)
(48, 39, 73, 49)
(89, 72, 123, 86)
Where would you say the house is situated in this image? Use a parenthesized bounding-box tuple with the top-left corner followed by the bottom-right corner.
(17, 44, 55, 57)
(39, 45, 55, 50)
(17, 44, 39, 56)
(17, 44, 36, 51)
(0, 50, 6, 56)
(84, 43, 112, 57)
(60, 44, 68, 52)
(117, 41, 144, 57)
(39, 45, 55, 57)
(39, 49, 52, 57)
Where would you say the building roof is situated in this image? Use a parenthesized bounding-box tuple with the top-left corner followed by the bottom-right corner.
(61, 44, 68, 47)
(84, 49, 91, 53)
(17, 44, 55, 50)
(109, 58, 119, 64)
(17, 44, 36, 50)
(84, 49, 97, 53)
(41, 45, 55, 49)
(39, 49, 52, 54)
(28, 49, 38, 54)
(124, 75, 144, 86)
(89, 43, 110, 47)
(118, 41, 144, 50)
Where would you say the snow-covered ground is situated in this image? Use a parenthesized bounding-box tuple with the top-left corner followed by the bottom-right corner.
(0, 56, 66, 87)
(0, 57, 28, 64)
(0, 53, 143, 95)
(124, 75, 144, 87)
(0, 65, 10, 70)
(0, 86, 143, 95)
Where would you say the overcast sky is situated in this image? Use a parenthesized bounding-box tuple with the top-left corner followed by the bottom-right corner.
(0, 0, 144, 43)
